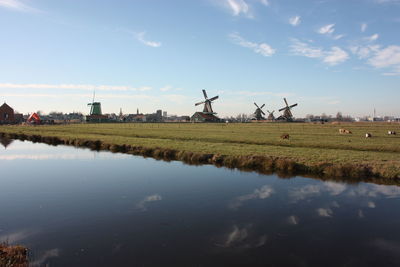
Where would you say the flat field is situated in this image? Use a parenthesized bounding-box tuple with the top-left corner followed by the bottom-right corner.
(1, 122, 400, 178)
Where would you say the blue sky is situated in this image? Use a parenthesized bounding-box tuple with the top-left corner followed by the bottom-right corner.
(0, 0, 399, 118)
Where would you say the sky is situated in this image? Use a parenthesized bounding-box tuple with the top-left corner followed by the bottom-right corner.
(0, 0, 399, 118)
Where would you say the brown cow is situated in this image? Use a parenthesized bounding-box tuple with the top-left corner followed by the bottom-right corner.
(365, 133, 372, 138)
(339, 129, 352, 134)
(281, 133, 290, 140)
(388, 131, 397, 135)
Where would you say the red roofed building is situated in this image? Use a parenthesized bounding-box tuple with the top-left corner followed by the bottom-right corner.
(0, 102, 15, 124)
(190, 112, 220, 122)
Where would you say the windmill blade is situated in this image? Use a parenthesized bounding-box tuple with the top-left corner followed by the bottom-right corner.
(260, 104, 265, 109)
(261, 110, 266, 115)
(209, 95, 219, 101)
(278, 107, 286, 112)
(202, 89, 208, 99)
(271, 110, 275, 114)
(289, 103, 298, 108)
(195, 101, 205, 106)
(254, 102, 260, 108)
(284, 98, 289, 107)
(92, 91, 95, 103)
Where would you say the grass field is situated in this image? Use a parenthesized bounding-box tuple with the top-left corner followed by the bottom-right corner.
(1, 122, 400, 179)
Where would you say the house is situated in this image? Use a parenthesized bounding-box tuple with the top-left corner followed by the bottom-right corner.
(191, 112, 220, 122)
(0, 102, 15, 124)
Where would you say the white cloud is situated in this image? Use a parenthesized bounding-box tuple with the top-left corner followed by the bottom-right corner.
(229, 185, 274, 209)
(221, 224, 267, 249)
(290, 39, 349, 65)
(287, 215, 299, 225)
(365, 33, 379, 42)
(358, 209, 365, 218)
(375, 0, 400, 3)
(316, 208, 333, 217)
(0, 83, 152, 92)
(0, 0, 38, 12)
(368, 45, 400, 68)
(323, 47, 349, 65)
(230, 32, 276, 57)
(30, 249, 60, 267)
(136, 194, 162, 211)
(224, 0, 251, 17)
(333, 34, 345, 40)
(318, 24, 335, 35)
(163, 94, 187, 104)
(229, 90, 293, 97)
(361, 23, 368, 32)
(367, 201, 376, 208)
(350, 44, 381, 59)
(289, 16, 301, 26)
(134, 32, 161, 48)
(259, 0, 269, 6)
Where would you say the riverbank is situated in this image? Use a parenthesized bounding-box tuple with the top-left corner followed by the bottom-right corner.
(0, 243, 28, 267)
(1, 122, 399, 180)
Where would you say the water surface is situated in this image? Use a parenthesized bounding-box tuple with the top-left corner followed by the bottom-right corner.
(1, 139, 400, 266)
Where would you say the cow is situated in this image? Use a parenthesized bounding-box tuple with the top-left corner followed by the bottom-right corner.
(280, 133, 290, 140)
(365, 133, 372, 138)
(339, 129, 352, 134)
(388, 131, 397, 135)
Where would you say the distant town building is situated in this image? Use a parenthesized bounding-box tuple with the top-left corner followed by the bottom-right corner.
(163, 111, 167, 118)
(0, 102, 15, 124)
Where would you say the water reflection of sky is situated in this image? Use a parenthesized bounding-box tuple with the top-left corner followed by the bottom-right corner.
(1, 140, 400, 266)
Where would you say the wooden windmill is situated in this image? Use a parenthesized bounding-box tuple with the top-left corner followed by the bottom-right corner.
(267, 110, 275, 121)
(278, 98, 297, 121)
(253, 103, 266, 120)
(195, 89, 219, 114)
(88, 91, 102, 116)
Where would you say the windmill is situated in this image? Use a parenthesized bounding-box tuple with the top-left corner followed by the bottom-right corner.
(278, 98, 298, 121)
(195, 89, 219, 114)
(88, 91, 102, 116)
(267, 110, 275, 121)
(253, 103, 266, 120)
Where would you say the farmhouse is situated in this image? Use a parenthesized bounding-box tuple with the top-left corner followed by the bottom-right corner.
(0, 102, 15, 124)
(191, 112, 220, 122)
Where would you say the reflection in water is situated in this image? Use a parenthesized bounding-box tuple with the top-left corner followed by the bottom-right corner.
(0, 229, 36, 244)
(31, 248, 60, 267)
(0, 137, 13, 149)
(136, 194, 163, 211)
(316, 208, 333, 217)
(229, 185, 274, 209)
(1, 140, 400, 266)
(287, 215, 299, 225)
(219, 224, 267, 250)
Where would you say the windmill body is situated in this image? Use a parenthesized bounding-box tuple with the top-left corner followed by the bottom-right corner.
(191, 89, 220, 122)
(267, 110, 275, 121)
(253, 103, 266, 121)
(277, 98, 298, 121)
(86, 92, 109, 123)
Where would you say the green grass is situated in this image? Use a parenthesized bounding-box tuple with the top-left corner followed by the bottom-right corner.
(1, 122, 400, 179)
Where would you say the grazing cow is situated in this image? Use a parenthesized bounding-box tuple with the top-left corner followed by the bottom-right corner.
(339, 128, 352, 134)
(365, 133, 372, 138)
(281, 133, 290, 140)
(388, 131, 397, 135)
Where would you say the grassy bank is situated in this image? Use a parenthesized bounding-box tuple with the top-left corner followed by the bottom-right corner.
(1, 122, 400, 180)
(0, 243, 28, 267)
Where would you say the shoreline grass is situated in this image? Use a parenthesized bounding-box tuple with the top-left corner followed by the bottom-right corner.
(0, 243, 28, 267)
(1, 122, 399, 181)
